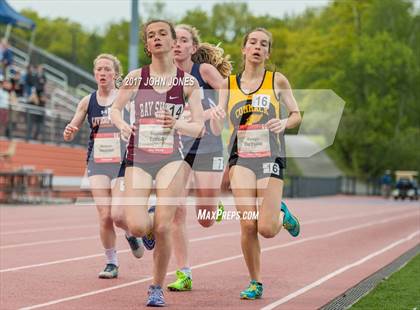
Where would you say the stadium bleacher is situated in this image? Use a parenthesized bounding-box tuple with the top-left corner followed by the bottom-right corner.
(0, 34, 95, 202)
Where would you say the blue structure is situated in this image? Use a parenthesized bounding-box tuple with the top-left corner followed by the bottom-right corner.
(0, 0, 35, 30)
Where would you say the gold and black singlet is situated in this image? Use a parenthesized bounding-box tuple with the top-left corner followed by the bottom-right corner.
(227, 70, 285, 160)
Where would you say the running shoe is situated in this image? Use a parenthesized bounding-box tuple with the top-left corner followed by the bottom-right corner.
(126, 235, 145, 258)
(240, 280, 263, 300)
(167, 269, 192, 291)
(98, 263, 118, 279)
(146, 285, 165, 307)
(216, 201, 224, 223)
(281, 201, 300, 237)
(142, 205, 156, 250)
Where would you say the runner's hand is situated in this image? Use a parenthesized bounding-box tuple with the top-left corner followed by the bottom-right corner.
(266, 118, 288, 134)
(156, 110, 176, 128)
(181, 109, 192, 122)
(210, 105, 226, 120)
(63, 124, 79, 141)
(120, 122, 136, 142)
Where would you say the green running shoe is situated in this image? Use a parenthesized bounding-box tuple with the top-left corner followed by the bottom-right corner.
(167, 270, 192, 291)
(216, 201, 224, 223)
(281, 201, 300, 237)
(240, 280, 263, 300)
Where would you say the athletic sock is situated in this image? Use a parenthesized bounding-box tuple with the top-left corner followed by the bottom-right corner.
(181, 267, 192, 279)
(105, 248, 118, 266)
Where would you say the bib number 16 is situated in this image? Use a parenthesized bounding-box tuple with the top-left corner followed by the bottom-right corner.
(252, 94, 270, 109)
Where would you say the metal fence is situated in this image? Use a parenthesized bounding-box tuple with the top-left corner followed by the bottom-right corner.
(283, 176, 382, 198)
(0, 103, 90, 147)
(6, 34, 96, 89)
(284, 176, 341, 198)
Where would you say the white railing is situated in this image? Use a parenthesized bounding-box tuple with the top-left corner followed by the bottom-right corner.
(9, 46, 29, 68)
(50, 87, 79, 113)
(42, 63, 68, 89)
(75, 83, 95, 98)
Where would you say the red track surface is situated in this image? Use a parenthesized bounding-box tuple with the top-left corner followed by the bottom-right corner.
(0, 196, 419, 309)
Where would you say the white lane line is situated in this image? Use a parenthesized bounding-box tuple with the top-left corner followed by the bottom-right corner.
(0, 218, 95, 227)
(0, 235, 100, 249)
(17, 213, 418, 310)
(0, 231, 240, 273)
(0, 218, 234, 237)
(2, 210, 416, 272)
(261, 230, 420, 310)
(0, 207, 398, 249)
(0, 222, 234, 249)
(294, 207, 398, 225)
(0, 225, 98, 236)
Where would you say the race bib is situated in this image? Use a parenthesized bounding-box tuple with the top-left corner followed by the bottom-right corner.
(252, 94, 270, 109)
(138, 118, 174, 154)
(263, 162, 280, 175)
(93, 133, 122, 163)
(237, 124, 271, 158)
(165, 103, 184, 119)
(212, 157, 224, 171)
(199, 87, 205, 100)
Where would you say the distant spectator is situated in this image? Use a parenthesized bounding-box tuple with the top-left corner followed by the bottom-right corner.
(23, 65, 36, 97)
(0, 76, 10, 103)
(0, 41, 3, 63)
(381, 170, 392, 199)
(26, 88, 44, 141)
(1, 78, 17, 105)
(10, 71, 24, 97)
(412, 177, 418, 197)
(35, 65, 47, 105)
(1, 39, 13, 79)
(0, 76, 10, 136)
(2, 78, 13, 93)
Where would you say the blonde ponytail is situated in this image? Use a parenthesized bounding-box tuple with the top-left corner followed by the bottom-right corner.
(192, 43, 232, 78)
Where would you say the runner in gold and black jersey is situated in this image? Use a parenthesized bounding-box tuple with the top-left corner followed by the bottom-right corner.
(210, 28, 301, 300)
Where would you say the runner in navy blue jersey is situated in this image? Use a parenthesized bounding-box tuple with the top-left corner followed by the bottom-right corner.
(63, 54, 145, 279)
(167, 24, 232, 291)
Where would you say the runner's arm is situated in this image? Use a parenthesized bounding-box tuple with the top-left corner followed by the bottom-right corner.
(176, 76, 204, 137)
(209, 78, 228, 136)
(63, 95, 88, 141)
(200, 63, 225, 121)
(111, 69, 141, 141)
(274, 72, 301, 129)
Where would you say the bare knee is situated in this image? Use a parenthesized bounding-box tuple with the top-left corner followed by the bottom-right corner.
(258, 224, 277, 239)
(196, 204, 217, 228)
(111, 213, 125, 228)
(154, 222, 171, 238)
(111, 208, 126, 228)
(171, 220, 186, 236)
(127, 224, 149, 238)
(126, 219, 151, 237)
(172, 207, 186, 226)
(97, 209, 113, 228)
(197, 218, 215, 228)
(241, 221, 258, 237)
